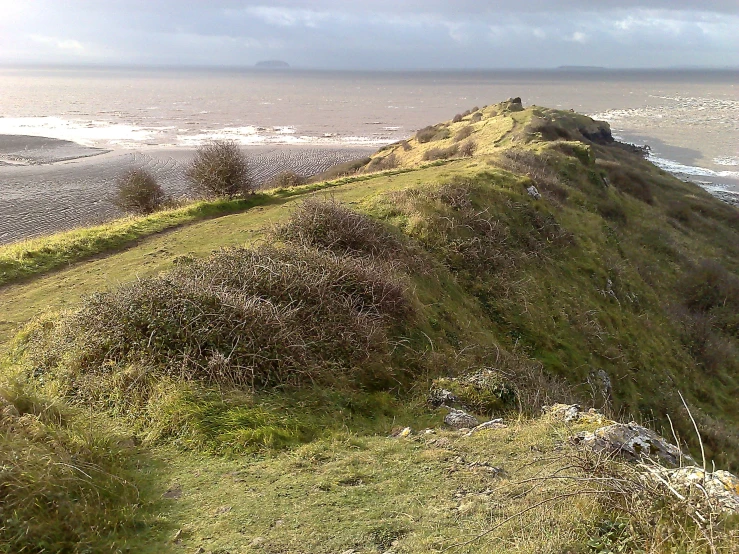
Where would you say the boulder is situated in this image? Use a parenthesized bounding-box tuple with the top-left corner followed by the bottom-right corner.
(526, 185, 542, 200)
(646, 466, 739, 513)
(572, 422, 692, 467)
(444, 408, 479, 430)
(429, 369, 516, 414)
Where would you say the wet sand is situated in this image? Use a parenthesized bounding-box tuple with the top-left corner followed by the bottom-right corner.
(0, 136, 373, 245)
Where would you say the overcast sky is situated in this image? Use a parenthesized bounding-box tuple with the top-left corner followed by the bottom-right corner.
(1, 1, 737, 69)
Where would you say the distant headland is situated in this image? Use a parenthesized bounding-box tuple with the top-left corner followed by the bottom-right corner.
(255, 60, 291, 69)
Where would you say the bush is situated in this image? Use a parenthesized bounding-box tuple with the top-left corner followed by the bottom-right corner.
(266, 170, 306, 189)
(113, 168, 165, 214)
(273, 198, 408, 260)
(21, 245, 412, 398)
(598, 161, 654, 204)
(365, 153, 398, 172)
(597, 199, 628, 225)
(454, 125, 474, 142)
(458, 140, 477, 158)
(416, 125, 450, 144)
(452, 114, 463, 123)
(186, 140, 253, 198)
(416, 126, 437, 143)
(470, 112, 483, 123)
(423, 144, 459, 161)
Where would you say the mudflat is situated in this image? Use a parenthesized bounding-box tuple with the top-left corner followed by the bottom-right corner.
(0, 136, 372, 244)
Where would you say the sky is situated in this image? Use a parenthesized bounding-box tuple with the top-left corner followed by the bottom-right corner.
(0, 1, 737, 69)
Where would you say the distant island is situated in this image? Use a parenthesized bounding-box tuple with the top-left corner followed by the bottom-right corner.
(255, 60, 290, 69)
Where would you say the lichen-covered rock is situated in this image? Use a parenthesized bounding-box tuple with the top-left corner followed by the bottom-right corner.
(444, 408, 479, 430)
(527, 185, 541, 200)
(645, 466, 739, 513)
(572, 422, 693, 467)
(542, 404, 609, 425)
(429, 369, 516, 415)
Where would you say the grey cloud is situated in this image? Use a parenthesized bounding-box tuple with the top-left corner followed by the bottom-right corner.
(0, 1, 736, 68)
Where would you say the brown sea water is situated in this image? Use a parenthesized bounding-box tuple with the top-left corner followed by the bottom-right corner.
(0, 67, 737, 242)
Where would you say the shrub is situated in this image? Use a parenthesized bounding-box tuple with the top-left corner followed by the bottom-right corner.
(266, 170, 306, 189)
(452, 114, 463, 123)
(273, 198, 407, 260)
(113, 168, 165, 214)
(597, 199, 628, 225)
(416, 125, 450, 144)
(399, 140, 412, 151)
(21, 245, 412, 398)
(470, 112, 483, 123)
(186, 140, 253, 198)
(598, 161, 654, 204)
(365, 153, 398, 172)
(423, 144, 459, 161)
(458, 140, 477, 158)
(454, 125, 474, 142)
(416, 126, 437, 143)
(680, 259, 739, 316)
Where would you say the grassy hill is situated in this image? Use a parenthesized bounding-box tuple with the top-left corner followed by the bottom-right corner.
(1, 99, 738, 553)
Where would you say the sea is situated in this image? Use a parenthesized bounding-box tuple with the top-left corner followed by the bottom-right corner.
(0, 66, 737, 195)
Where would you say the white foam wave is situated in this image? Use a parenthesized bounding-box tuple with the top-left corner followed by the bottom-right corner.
(648, 155, 739, 179)
(714, 156, 739, 167)
(0, 116, 163, 147)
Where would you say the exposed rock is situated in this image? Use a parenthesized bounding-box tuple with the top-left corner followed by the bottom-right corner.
(572, 422, 692, 467)
(427, 387, 459, 408)
(444, 408, 479, 430)
(526, 185, 542, 200)
(588, 369, 612, 400)
(542, 403, 608, 424)
(429, 369, 516, 414)
(645, 466, 739, 513)
(465, 419, 507, 436)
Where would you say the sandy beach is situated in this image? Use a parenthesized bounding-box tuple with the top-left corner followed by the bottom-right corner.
(0, 135, 373, 245)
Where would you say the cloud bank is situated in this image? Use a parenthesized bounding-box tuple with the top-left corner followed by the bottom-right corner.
(0, 1, 736, 68)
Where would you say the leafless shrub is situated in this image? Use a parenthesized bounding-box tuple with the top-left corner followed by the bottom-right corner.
(423, 144, 459, 161)
(266, 170, 306, 189)
(113, 168, 166, 214)
(186, 140, 253, 198)
(416, 125, 450, 144)
(21, 244, 413, 398)
(454, 125, 474, 142)
(458, 140, 477, 158)
(272, 198, 409, 261)
(365, 153, 399, 172)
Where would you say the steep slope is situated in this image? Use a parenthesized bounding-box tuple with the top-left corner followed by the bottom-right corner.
(2, 99, 739, 553)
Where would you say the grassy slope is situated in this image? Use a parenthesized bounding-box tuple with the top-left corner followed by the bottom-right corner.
(2, 101, 739, 552)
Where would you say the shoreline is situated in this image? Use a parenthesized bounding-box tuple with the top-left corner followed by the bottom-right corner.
(0, 137, 374, 245)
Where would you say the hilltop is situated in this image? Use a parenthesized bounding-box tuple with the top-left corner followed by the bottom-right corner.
(1, 99, 738, 553)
